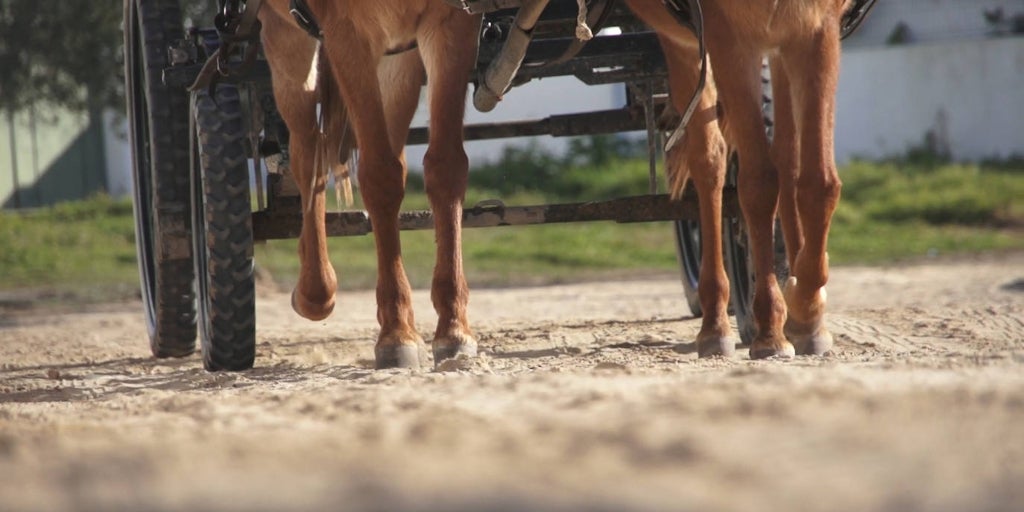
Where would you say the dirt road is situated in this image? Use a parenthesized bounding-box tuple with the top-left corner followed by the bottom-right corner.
(2, 252, 1023, 511)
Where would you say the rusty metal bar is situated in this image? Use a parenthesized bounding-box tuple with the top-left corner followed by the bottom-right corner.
(407, 106, 654, 145)
(252, 189, 740, 241)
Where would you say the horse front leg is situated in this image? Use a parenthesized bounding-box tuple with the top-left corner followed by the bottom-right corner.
(322, 32, 424, 369)
(418, 10, 481, 364)
(260, 11, 337, 321)
(780, 25, 843, 356)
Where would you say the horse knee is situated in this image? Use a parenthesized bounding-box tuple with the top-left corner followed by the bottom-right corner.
(359, 159, 406, 215)
(797, 167, 841, 213)
(423, 147, 469, 203)
(688, 134, 727, 191)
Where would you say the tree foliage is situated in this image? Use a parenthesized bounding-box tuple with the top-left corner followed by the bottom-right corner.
(0, 0, 216, 115)
(0, 0, 123, 113)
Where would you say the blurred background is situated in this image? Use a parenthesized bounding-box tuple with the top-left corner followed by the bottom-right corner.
(0, 0, 1022, 298)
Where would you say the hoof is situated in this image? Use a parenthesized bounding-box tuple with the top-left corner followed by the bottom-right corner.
(432, 332, 478, 364)
(785, 321, 834, 356)
(375, 342, 428, 369)
(695, 334, 739, 358)
(291, 288, 335, 321)
(749, 339, 796, 360)
(782, 276, 833, 356)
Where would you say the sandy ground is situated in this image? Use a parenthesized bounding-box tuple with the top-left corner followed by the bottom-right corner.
(1, 252, 1023, 511)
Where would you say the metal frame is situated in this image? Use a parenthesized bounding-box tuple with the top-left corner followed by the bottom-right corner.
(164, 0, 703, 244)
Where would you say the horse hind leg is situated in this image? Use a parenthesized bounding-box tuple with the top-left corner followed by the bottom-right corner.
(659, 35, 736, 357)
(779, 24, 843, 357)
(769, 57, 803, 271)
(708, 34, 793, 359)
(418, 10, 481, 364)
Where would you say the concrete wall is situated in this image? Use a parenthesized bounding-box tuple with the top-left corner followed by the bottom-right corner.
(0, 106, 107, 208)
(843, 0, 1024, 47)
(405, 76, 626, 170)
(836, 36, 1024, 162)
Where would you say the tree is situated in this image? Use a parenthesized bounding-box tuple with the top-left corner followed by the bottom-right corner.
(0, 0, 122, 115)
(0, 0, 216, 116)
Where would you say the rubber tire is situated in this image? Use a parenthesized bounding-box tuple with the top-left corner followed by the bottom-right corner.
(191, 85, 257, 371)
(673, 216, 703, 318)
(124, 0, 197, 358)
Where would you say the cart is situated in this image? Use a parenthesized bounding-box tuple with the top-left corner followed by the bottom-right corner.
(123, 0, 876, 370)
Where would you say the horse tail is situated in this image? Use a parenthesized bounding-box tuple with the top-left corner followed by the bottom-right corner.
(310, 42, 355, 210)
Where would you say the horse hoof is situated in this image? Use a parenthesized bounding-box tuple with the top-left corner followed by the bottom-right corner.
(786, 324, 834, 356)
(696, 335, 739, 358)
(432, 333, 478, 364)
(375, 342, 427, 369)
(749, 339, 796, 360)
(291, 289, 335, 321)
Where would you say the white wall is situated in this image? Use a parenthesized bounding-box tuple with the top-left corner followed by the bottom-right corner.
(404, 76, 626, 170)
(835, 36, 1024, 162)
(103, 111, 133, 197)
(843, 0, 1024, 47)
(100, 34, 1024, 201)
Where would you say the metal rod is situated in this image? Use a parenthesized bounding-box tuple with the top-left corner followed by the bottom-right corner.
(407, 106, 653, 145)
(252, 190, 740, 240)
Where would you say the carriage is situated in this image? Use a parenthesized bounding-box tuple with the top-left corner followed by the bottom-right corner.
(123, 0, 876, 371)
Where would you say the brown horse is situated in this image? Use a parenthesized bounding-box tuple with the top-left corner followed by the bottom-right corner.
(625, 0, 848, 358)
(258, 1, 481, 369)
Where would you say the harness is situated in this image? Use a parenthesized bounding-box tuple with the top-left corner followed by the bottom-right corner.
(660, 0, 708, 153)
(188, 0, 264, 93)
(444, 0, 525, 14)
(289, 0, 418, 54)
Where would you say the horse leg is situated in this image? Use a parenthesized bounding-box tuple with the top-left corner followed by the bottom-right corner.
(259, 11, 337, 321)
(707, 32, 792, 359)
(418, 10, 481, 363)
(659, 36, 735, 357)
(780, 25, 843, 356)
(769, 57, 803, 270)
(321, 28, 424, 369)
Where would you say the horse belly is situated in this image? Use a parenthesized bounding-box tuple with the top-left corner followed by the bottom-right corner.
(708, 0, 843, 48)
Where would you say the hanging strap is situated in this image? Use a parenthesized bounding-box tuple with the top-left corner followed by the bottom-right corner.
(661, 0, 707, 153)
(444, 0, 523, 14)
(189, 0, 266, 93)
(289, 0, 323, 40)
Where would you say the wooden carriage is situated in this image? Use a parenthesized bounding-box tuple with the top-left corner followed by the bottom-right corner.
(123, 0, 876, 370)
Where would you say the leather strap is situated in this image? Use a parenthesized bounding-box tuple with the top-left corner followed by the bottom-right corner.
(661, 0, 708, 153)
(444, 0, 523, 14)
(188, 0, 265, 93)
(289, 0, 323, 40)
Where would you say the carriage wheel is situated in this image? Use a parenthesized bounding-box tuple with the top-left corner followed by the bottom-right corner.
(124, 0, 197, 357)
(190, 85, 257, 371)
(672, 216, 703, 317)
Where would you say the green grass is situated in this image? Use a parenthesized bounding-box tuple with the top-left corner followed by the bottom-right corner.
(257, 221, 678, 290)
(0, 195, 140, 297)
(1, 160, 1021, 296)
(829, 160, 1024, 264)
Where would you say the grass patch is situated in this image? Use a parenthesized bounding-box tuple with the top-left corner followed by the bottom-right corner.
(0, 194, 139, 295)
(1, 159, 1021, 296)
(258, 220, 677, 290)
